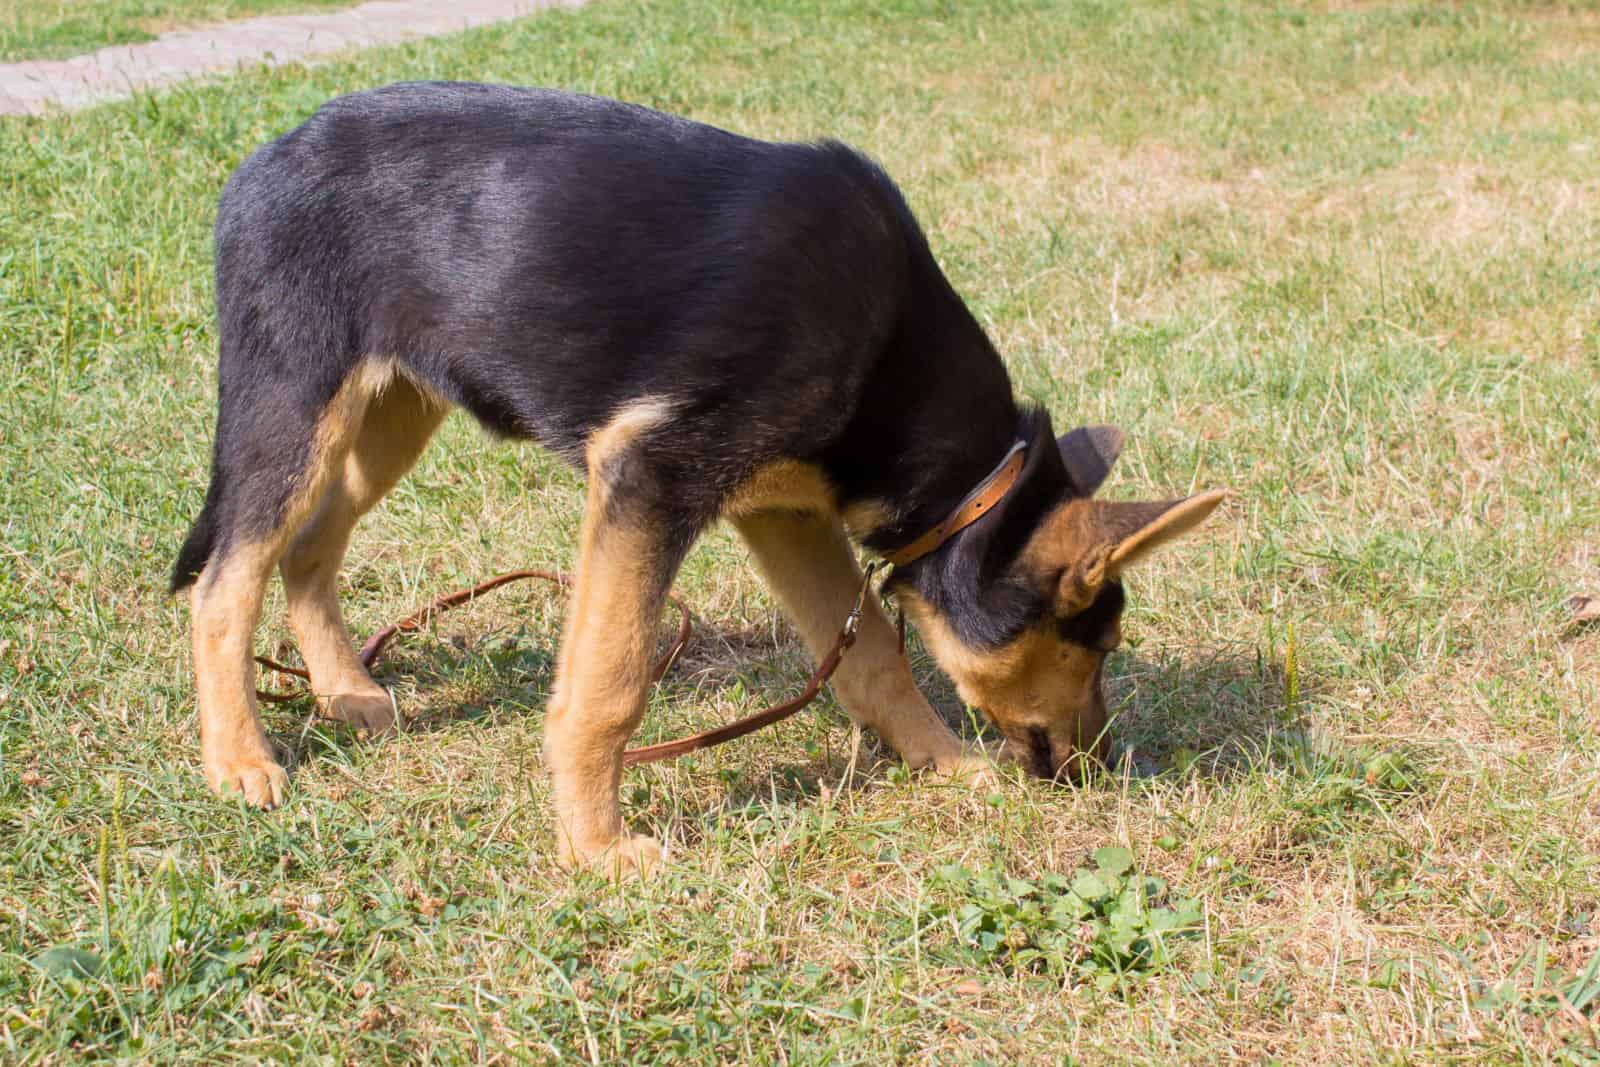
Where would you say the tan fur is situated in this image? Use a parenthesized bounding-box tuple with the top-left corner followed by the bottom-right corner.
(1106, 489, 1228, 574)
(1021, 491, 1228, 616)
(191, 539, 292, 806)
(901, 490, 1228, 778)
(191, 360, 405, 806)
(721, 459, 895, 538)
(734, 510, 984, 773)
(897, 590, 1107, 773)
(543, 398, 677, 876)
(721, 460, 836, 517)
(1019, 499, 1113, 617)
(841, 498, 899, 540)
(280, 374, 448, 733)
(591, 396, 676, 467)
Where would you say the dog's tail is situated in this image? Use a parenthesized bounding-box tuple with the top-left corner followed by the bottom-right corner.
(170, 481, 223, 593)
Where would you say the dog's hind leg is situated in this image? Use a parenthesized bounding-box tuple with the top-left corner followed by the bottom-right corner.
(280, 375, 448, 734)
(543, 401, 693, 877)
(184, 364, 384, 807)
(734, 510, 992, 779)
(190, 536, 297, 807)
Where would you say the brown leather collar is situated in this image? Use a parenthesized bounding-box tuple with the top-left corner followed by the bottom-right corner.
(883, 439, 1028, 568)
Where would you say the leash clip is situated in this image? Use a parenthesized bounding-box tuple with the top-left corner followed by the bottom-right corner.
(843, 561, 880, 643)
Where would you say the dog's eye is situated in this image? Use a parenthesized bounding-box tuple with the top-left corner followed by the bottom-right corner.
(1057, 581, 1124, 650)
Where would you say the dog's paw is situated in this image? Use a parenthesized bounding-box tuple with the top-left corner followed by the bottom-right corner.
(323, 687, 396, 737)
(206, 751, 290, 809)
(930, 748, 1003, 789)
(565, 834, 665, 880)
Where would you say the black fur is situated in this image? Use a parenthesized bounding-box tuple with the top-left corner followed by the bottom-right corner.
(883, 407, 1082, 648)
(1057, 583, 1125, 651)
(170, 82, 1093, 651)
(171, 478, 222, 593)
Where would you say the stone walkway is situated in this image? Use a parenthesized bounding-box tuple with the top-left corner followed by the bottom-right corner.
(0, 0, 580, 116)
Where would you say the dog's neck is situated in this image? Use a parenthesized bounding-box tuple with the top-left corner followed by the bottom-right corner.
(877, 409, 1071, 649)
(819, 254, 1071, 649)
(821, 243, 1024, 547)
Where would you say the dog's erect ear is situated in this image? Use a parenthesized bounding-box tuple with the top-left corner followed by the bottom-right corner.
(1050, 490, 1228, 615)
(1057, 425, 1125, 496)
(1102, 489, 1229, 575)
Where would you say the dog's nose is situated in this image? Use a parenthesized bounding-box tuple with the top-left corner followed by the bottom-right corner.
(1023, 727, 1057, 780)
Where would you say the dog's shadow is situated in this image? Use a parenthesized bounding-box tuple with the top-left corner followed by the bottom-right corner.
(684, 637, 1306, 839)
(871, 639, 1302, 782)
(1103, 643, 1301, 777)
(264, 612, 779, 767)
(262, 620, 562, 769)
(669, 632, 1306, 817)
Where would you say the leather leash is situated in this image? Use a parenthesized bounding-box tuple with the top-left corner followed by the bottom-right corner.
(253, 564, 878, 766)
(622, 564, 876, 766)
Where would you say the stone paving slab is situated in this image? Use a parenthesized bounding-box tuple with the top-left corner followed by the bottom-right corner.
(0, 0, 581, 116)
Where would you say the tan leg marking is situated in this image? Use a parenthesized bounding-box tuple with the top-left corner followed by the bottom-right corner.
(544, 398, 678, 876)
(280, 374, 448, 733)
(192, 539, 292, 806)
(190, 361, 404, 807)
(721, 460, 835, 517)
(733, 510, 991, 780)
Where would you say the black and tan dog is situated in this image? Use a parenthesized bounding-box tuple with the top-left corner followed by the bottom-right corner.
(171, 82, 1226, 875)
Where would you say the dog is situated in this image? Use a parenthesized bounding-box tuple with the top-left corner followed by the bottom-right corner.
(171, 82, 1226, 875)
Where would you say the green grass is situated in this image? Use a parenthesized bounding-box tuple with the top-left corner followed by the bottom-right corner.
(0, 0, 357, 62)
(3, 0, 1600, 1061)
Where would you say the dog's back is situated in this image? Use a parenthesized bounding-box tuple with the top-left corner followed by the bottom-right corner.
(215, 82, 920, 468)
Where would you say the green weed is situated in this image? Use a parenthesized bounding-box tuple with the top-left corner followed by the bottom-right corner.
(933, 846, 1203, 990)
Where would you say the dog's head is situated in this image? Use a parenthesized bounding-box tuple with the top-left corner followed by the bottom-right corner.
(897, 421, 1227, 780)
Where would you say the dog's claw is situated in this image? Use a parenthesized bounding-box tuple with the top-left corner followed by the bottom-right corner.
(208, 754, 289, 809)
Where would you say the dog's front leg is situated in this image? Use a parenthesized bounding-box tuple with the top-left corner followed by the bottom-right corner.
(545, 406, 691, 877)
(543, 504, 684, 876)
(734, 510, 994, 782)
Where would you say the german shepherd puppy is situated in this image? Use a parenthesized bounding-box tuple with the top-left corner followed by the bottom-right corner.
(172, 83, 1225, 875)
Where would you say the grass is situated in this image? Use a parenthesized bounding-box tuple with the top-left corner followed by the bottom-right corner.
(0, 0, 357, 62)
(2, 0, 1599, 1060)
